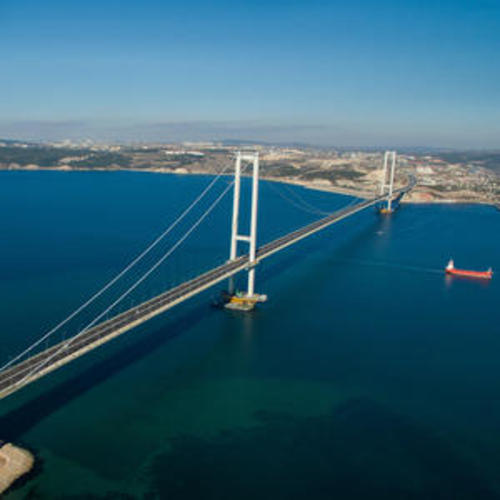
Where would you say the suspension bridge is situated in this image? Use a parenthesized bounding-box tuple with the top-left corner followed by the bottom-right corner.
(0, 151, 415, 400)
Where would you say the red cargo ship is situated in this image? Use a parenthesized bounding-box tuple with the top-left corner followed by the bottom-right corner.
(445, 259, 493, 280)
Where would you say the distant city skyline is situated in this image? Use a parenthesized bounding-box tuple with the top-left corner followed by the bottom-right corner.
(1, 0, 500, 148)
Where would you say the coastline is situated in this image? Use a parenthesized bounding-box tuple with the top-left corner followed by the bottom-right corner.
(0, 165, 497, 209)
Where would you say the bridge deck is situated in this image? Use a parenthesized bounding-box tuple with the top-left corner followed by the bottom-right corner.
(0, 182, 413, 400)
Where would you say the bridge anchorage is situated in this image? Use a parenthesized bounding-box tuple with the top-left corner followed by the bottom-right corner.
(224, 151, 268, 312)
(378, 150, 398, 214)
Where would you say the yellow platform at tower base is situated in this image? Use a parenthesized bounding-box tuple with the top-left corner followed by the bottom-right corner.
(379, 207, 394, 215)
(224, 293, 268, 312)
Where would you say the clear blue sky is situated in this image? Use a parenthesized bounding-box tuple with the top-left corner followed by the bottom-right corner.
(1, 0, 499, 147)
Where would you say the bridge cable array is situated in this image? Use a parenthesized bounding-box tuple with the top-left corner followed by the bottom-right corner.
(0, 162, 234, 374)
(267, 180, 362, 217)
(9, 164, 247, 390)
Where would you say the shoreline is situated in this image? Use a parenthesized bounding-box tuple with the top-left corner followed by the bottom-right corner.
(0, 165, 497, 209)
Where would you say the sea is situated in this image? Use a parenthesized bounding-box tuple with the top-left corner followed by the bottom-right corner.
(0, 170, 499, 499)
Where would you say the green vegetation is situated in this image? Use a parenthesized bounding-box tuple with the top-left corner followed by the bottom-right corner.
(301, 169, 364, 182)
(261, 162, 298, 177)
(0, 145, 131, 168)
(162, 154, 199, 166)
(126, 147, 163, 154)
(68, 153, 130, 168)
(0, 146, 89, 167)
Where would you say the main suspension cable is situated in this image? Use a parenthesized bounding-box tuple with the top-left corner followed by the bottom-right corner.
(11, 173, 238, 389)
(267, 180, 361, 217)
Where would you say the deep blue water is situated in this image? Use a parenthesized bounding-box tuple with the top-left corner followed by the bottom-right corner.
(0, 171, 499, 499)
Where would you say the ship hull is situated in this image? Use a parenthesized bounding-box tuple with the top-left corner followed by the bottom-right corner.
(445, 269, 492, 280)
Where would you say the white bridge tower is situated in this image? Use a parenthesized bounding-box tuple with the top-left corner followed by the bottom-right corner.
(379, 150, 397, 213)
(226, 152, 267, 311)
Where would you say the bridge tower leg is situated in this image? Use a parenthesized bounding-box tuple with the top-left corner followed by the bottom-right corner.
(247, 152, 259, 297)
(228, 152, 242, 295)
(379, 151, 397, 214)
(379, 151, 389, 196)
(226, 152, 267, 311)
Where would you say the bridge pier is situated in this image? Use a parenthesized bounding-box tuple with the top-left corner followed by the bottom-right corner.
(379, 150, 397, 214)
(226, 152, 267, 311)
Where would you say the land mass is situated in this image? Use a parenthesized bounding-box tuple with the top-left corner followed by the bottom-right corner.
(0, 140, 499, 206)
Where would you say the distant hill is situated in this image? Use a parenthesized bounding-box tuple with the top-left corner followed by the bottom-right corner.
(0, 144, 130, 168)
(433, 152, 500, 173)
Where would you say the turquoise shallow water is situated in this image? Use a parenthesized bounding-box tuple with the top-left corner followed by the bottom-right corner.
(0, 171, 499, 499)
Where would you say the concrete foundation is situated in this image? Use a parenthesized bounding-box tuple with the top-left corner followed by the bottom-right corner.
(0, 443, 35, 494)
